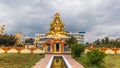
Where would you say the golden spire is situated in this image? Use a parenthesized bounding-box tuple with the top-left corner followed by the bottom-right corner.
(46, 13, 67, 38)
(55, 13, 60, 18)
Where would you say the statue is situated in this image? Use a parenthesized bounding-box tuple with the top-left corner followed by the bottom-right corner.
(46, 13, 67, 38)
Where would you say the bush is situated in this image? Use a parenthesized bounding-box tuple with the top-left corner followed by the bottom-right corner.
(71, 44, 85, 57)
(16, 44, 23, 47)
(87, 49, 106, 65)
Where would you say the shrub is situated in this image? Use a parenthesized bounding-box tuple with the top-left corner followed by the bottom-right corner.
(16, 44, 23, 47)
(71, 44, 85, 57)
(87, 49, 106, 65)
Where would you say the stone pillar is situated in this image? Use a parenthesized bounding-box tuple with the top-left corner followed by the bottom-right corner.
(61, 42, 64, 52)
(3, 47, 9, 53)
(17, 47, 22, 53)
(111, 48, 118, 54)
(30, 47, 34, 54)
(44, 46, 46, 53)
(52, 44, 54, 52)
(100, 47, 107, 53)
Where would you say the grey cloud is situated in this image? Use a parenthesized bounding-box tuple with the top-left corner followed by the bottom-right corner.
(0, 0, 120, 42)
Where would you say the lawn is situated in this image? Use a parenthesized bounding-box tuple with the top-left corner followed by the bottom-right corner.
(74, 54, 120, 68)
(0, 53, 44, 68)
(102, 54, 120, 68)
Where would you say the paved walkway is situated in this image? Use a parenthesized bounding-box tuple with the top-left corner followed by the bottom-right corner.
(32, 54, 84, 68)
(64, 55, 84, 68)
(32, 54, 52, 68)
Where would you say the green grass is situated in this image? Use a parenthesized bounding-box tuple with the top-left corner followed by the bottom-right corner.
(0, 53, 44, 68)
(74, 54, 120, 68)
(101, 54, 120, 68)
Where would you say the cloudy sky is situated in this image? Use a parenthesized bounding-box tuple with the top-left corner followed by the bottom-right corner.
(0, 0, 120, 42)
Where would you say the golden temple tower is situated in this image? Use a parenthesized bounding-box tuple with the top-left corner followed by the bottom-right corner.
(46, 13, 68, 38)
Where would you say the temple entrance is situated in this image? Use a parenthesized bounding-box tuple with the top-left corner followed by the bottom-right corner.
(56, 43, 59, 52)
(42, 39, 67, 53)
(47, 43, 51, 52)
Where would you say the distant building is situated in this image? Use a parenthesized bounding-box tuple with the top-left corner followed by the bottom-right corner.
(15, 32, 24, 44)
(0, 24, 5, 35)
(116, 38, 120, 42)
(67, 32, 85, 44)
(34, 34, 47, 45)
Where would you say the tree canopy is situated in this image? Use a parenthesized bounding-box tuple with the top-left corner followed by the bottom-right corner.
(66, 35, 78, 47)
(0, 34, 17, 46)
(25, 38, 34, 45)
(93, 37, 120, 48)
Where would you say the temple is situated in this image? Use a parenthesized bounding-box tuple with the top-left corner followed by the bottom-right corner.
(34, 13, 85, 53)
(34, 13, 69, 53)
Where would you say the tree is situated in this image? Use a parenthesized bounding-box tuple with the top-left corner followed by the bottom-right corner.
(113, 40, 120, 47)
(87, 49, 106, 65)
(25, 38, 34, 45)
(93, 37, 120, 48)
(104, 37, 109, 45)
(0, 34, 16, 46)
(94, 39, 101, 45)
(71, 44, 85, 57)
(101, 39, 105, 45)
(66, 35, 78, 47)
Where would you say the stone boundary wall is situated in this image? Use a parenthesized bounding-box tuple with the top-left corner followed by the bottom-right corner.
(0, 47, 120, 54)
(0, 47, 44, 53)
(85, 48, 120, 54)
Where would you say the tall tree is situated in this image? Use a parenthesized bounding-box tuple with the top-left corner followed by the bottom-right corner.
(93, 37, 120, 48)
(66, 36, 78, 48)
(25, 38, 34, 45)
(0, 34, 16, 46)
(94, 39, 101, 45)
(104, 37, 109, 45)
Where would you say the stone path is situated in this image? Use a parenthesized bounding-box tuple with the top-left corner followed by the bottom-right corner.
(32, 54, 52, 68)
(64, 55, 84, 68)
(32, 54, 84, 68)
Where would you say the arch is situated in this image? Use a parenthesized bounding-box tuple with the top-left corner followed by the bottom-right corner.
(42, 39, 66, 53)
(53, 39, 66, 52)
(42, 39, 54, 52)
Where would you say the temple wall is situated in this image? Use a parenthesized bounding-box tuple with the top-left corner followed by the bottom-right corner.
(85, 48, 120, 54)
(34, 49, 44, 53)
(0, 49, 4, 53)
(0, 48, 44, 53)
(8, 49, 17, 53)
(0, 48, 120, 54)
(21, 49, 30, 53)
(105, 49, 114, 54)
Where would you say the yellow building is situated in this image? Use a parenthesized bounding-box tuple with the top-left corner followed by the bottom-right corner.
(0, 24, 5, 35)
(15, 32, 23, 44)
(34, 13, 70, 53)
